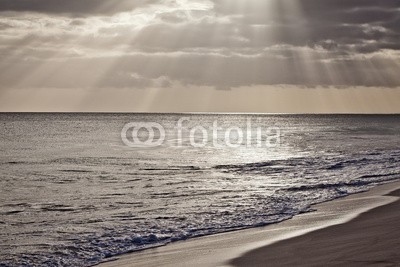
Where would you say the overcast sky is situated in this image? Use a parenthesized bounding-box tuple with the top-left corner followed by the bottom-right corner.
(0, 0, 399, 112)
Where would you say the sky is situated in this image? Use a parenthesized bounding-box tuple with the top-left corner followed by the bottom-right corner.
(0, 0, 399, 113)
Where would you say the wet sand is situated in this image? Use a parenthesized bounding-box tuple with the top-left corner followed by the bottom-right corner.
(231, 189, 400, 267)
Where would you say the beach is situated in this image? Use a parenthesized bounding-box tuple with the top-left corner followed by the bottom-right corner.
(231, 188, 400, 267)
(98, 181, 400, 267)
(2, 0, 400, 265)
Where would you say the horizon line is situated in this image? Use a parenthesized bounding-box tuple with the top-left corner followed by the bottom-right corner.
(0, 112, 399, 115)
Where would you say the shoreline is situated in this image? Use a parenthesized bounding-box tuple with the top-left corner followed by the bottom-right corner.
(98, 180, 400, 267)
(230, 188, 400, 266)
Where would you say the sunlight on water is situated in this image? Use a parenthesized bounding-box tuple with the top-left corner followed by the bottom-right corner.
(0, 114, 400, 266)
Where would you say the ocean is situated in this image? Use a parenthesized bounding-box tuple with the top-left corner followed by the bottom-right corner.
(1, 113, 399, 266)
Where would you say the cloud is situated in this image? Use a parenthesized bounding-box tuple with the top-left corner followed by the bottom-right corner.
(0, 0, 399, 90)
(0, 0, 163, 15)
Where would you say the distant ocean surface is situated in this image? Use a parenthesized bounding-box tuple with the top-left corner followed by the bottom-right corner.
(1, 113, 400, 266)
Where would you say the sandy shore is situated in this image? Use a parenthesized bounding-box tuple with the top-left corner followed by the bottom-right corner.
(98, 181, 400, 267)
(231, 189, 400, 267)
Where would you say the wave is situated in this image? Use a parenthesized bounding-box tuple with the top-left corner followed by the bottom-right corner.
(2, 150, 400, 266)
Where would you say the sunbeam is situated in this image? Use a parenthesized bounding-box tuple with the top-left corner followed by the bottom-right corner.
(0, 0, 399, 112)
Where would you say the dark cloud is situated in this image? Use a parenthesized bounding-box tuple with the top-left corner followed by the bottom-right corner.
(219, 0, 400, 50)
(0, 0, 161, 15)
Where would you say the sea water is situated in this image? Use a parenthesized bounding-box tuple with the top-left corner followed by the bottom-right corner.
(0, 113, 399, 266)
